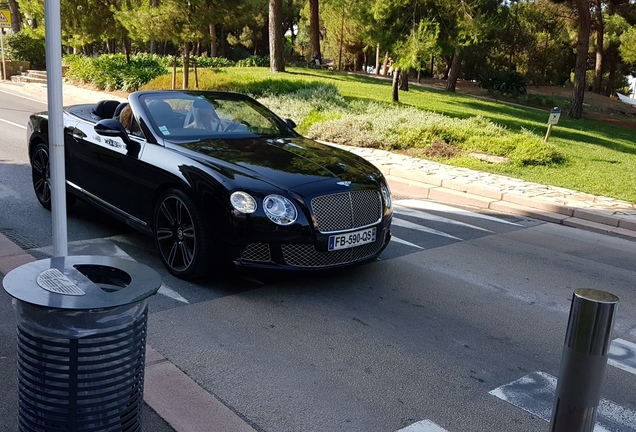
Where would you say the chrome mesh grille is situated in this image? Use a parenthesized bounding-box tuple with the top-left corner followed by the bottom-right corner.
(240, 243, 272, 262)
(311, 190, 382, 233)
(281, 240, 383, 268)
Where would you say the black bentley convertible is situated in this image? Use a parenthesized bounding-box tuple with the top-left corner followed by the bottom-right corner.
(28, 90, 392, 279)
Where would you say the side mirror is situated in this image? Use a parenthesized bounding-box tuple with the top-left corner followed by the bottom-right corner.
(95, 119, 129, 140)
(285, 119, 297, 129)
(95, 119, 140, 158)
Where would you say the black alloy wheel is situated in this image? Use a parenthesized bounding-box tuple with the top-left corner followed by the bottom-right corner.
(154, 189, 210, 279)
(31, 143, 52, 210)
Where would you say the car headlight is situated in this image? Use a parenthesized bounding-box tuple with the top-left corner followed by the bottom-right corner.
(381, 183, 391, 209)
(230, 191, 257, 213)
(263, 194, 297, 225)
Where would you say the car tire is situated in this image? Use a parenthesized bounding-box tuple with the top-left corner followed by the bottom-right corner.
(31, 143, 52, 210)
(153, 189, 211, 279)
(31, 142, 76, 210)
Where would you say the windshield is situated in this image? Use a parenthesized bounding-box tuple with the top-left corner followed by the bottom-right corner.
(139, 92, 296, 141)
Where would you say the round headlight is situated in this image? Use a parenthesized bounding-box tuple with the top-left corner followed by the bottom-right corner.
(263, 195, 297, 225)
(230, 191, 257, 213)
(381, 183, 391, 209)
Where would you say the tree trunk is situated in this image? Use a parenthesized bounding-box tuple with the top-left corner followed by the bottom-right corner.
(375, 44, 380, 75)
(309, 0, 321, 63)
(149, 0, 160, 54)
(183, 42, 190, 89)
(399, 69, 409, 91)
(269, 0, 285, 73)
(337, 7, 344, 70)
(442, 55, 452, 79)
(604, 44, 619, 96)
(123, 37, 131, 64)
(8, 0, 22, 33)
(382, 51, 389, 76)
(209, 24, 218, 57)
(446, 52, 462, 92)
(592, 0, 603, 94)
(392, 69, 400, 102)
(568, 0, 591, 119)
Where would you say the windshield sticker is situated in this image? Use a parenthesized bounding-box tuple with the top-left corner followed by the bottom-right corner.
(159, 125, 170, 135)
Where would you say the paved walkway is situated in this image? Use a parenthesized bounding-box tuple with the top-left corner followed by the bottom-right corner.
(333, 145, 636, 242)
(1, 79, 635, 431)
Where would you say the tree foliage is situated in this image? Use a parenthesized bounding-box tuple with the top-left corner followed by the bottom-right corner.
(9, 0, 636, 114)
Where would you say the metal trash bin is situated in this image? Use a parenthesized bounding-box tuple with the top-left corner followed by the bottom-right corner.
(2, 255, 161, 432)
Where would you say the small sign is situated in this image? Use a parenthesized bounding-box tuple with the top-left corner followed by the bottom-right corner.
(0, 10, 11, 28)
(547, 107, 561, 125)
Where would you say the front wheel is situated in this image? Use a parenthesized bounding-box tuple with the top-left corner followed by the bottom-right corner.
(31, 143, 52, 210)
(153, 189, 211, 279)
(31, 142, 76, 210)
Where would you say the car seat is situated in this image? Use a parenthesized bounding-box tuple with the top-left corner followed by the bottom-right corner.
(93, 100, 121, 120)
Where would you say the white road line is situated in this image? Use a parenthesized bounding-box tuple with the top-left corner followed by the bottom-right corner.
(394, 205, 492, 232)
(489, 371, 636, 431)
(158, 284, 190, 304)
(396, 419, 448, 432)
(0, 88, 47, 104)
(393, 217, 463, 240)
(0, 117, 27, 130)
(609, 338, 636, 375)
(391, 236, 425, 249)
(394, 199, 523, 226)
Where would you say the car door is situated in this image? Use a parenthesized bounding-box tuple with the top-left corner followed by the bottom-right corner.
(70, 118, 147, 220)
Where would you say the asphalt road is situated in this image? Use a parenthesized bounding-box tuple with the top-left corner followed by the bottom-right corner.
(1, 90, 636, 432)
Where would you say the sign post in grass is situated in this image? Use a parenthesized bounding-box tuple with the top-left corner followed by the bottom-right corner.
(545, 107, 561, 142)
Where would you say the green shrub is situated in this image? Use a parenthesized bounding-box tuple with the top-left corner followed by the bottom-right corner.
(63, 54, 167, 91)
(236, 56, 270, 67)
(194, 56, 235, 68)
(304, 100, 565, 166)
(258, 85, 344, 129)
(479, 71, 527, 95)
(508, 130, 566, 166)
(5, 32, 46, 69)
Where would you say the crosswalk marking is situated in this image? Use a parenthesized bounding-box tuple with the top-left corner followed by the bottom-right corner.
(395, 199, 523, 226)
(396, 419, 448, 432)
(392, 217, 463, 240)
(158, 283, 189, 304)
(609, 338, 636, 375)
(394, 205, 492, 232)
(489, 370, 636, 431)
(390, 236, 425, 249)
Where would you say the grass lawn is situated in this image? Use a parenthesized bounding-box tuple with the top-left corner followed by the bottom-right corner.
(143, 66, 636, 203)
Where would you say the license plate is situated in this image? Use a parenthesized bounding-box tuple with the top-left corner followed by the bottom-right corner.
(328, 227, 376, 251)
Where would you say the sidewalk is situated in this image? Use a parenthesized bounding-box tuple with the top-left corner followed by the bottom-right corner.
(1, 79, 636, 431)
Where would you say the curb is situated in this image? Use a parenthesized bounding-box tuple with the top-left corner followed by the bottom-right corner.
(384, 174, 636, 243)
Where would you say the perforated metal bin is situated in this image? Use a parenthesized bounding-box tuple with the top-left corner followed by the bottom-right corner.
(2, 255, 161, 432)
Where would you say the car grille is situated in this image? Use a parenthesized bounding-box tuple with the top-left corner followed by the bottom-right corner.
(311, 190, 382, 233)
(281, 240, 383, 268)
(240, 243, 272, 262)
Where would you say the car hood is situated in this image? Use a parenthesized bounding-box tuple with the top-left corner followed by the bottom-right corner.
(177, 136, 382, 188)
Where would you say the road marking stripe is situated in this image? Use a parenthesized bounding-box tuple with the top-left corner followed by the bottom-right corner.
(0, 117, 27, 130)
(391, 236, 425, 249)
(393, 217, 463, 240)
(0, 88, 48, 104)
(609, 338, 636, 375)
(395, 199, 523, 226)
(394, 205, 492, 232)
(489, 371, 636, 431)
(158, 284, 190, 304)
(396, 419, 448, 432)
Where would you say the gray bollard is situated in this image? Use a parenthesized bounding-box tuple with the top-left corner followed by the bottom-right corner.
(549, 289, 619, 432)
